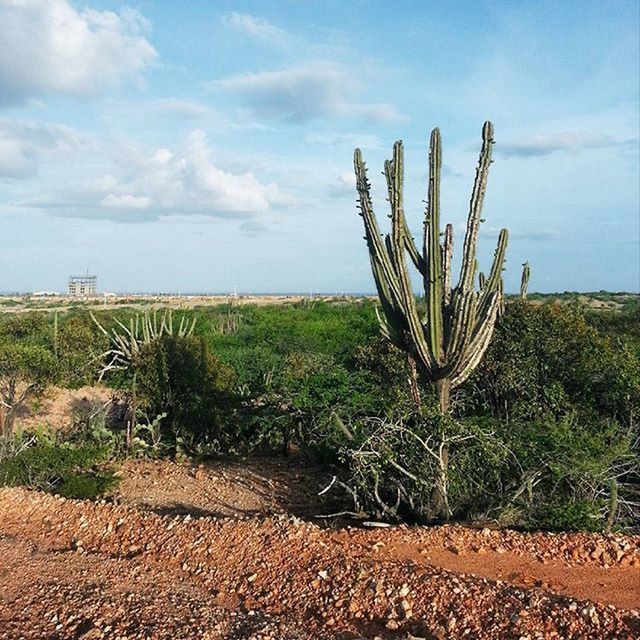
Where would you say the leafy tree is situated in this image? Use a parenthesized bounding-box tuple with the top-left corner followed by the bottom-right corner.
(0, 315, 57, 436)
(56, 313, 108, 388)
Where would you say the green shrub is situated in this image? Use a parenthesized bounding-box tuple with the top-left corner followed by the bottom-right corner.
(134, 335, 235, 448)
(535, 499, 604, 532)
(462, 302, 640, 424)
(56, 313, 108, 388)
(337, 412, 638, 530)
(0, 441, 118, 499)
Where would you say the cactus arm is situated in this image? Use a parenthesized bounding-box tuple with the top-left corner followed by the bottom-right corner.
(402, 219, 426, 276)
(498, 278, 506, 315)
(442, 224, 454, 307)
(457, 121, 494, 293)
(90, 312, 111, 339)
(354, 148, 409, 338)
(477, 228, 509, 319)
(386, 150, 425, 276)
(484, 230, 508, 292)
(443, 290, 477, 373)
(424, 128, 445, 362)
(354, 149, 403, 303)
(450, 292, 500, 387)
(371, 256, 408, 341)
(386, 141, 438, 371)
(376, 306, 406, 350)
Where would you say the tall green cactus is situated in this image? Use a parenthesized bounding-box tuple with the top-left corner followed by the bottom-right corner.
(354, 121, 508, 414)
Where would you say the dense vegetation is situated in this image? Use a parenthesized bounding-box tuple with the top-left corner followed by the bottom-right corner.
(0, 298, 638, 532)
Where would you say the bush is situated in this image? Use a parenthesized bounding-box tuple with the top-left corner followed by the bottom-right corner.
(0, 439, 118, 500)
(56, 313, 108, 388)
(337, 412, 638, 530)
(339, 414, 509, 522)
(462, 302, 640, 424)
(134, 335, 235, 449)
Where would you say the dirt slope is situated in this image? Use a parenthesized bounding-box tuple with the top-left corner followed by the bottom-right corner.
(1, 487, 638, 640)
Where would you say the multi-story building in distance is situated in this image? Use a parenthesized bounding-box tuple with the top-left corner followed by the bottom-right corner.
(68, 274, 97, 297)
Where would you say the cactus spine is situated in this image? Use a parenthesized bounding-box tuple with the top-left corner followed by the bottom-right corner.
(354, 122, 508, 414)
(520, 261, 530, 300)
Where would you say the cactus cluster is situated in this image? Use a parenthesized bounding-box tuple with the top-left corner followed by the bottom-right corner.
(354, 122, 508, 413)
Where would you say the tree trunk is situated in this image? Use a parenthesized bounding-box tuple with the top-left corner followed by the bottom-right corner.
(434, 444, 451, 520)
(3, 410, 15, 438)
(436, 378, 451, 416)
(433, 378, 452, 520)
(407, 355, 422, 412)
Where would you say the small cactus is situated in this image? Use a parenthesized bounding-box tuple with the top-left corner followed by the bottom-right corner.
(520, 261, 531, 300)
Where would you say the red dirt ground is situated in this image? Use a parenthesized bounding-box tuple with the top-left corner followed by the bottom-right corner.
(1, 463, 639, 640)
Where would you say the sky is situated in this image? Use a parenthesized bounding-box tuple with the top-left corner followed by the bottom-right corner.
(0, 0, 638, 294)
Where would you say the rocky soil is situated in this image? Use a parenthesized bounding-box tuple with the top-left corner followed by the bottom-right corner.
(1, 481, 639, 640)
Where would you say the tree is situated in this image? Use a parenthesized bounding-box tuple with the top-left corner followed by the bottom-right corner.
(0, 342, 56, 436)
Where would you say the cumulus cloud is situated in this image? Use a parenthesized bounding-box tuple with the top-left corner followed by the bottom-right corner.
(0, 0, 157, 106)
(217, 64, 407, 124)
(222, 12, 289, 46)
(21, 129, 287, 220)
(327, 172, 356, 199)
(0, 118, 90, 177)
(498, 131, 638, 158)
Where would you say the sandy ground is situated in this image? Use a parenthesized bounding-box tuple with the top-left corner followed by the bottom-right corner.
(18, 385, 113, 433)
(1, 458, 639, 639)
(0, 294, 360, 314)
(117, 457, 347, 519)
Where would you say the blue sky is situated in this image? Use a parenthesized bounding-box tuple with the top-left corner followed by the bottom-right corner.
(0, 0, 638, 294)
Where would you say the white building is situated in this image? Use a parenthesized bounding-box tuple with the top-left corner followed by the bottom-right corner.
(68, 274, 98, 297)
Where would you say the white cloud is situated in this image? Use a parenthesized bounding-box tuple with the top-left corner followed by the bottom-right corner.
(0, 0, 157, 106)
(0, 117, 90, 177)
(217, 64, 407, 124)
(21, 129, 288, 220)
(222, 12, 289, 46)
(328, 172, 356, 199)
(498, 131, 638, 158)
